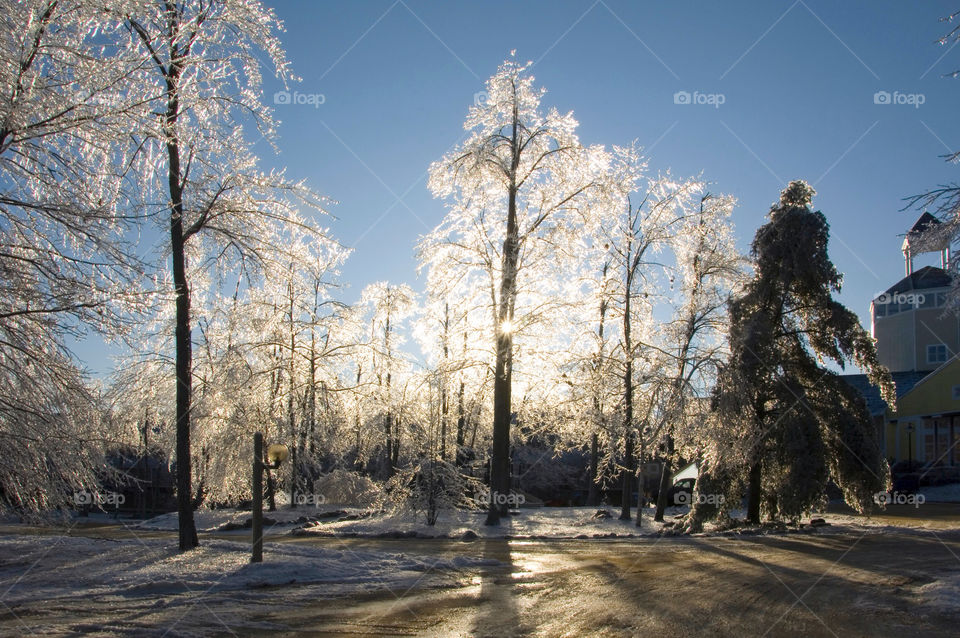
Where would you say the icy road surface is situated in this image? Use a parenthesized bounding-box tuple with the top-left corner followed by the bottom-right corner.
(1, 527, 959, 636)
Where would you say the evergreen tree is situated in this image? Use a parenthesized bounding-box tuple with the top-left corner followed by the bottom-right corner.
(693, 181, 893, 528)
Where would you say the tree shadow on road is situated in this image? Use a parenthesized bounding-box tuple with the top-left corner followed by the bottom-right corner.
(469, 537, 530, 638)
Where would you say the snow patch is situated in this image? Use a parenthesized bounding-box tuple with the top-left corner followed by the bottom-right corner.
(917, 572, 960, 613)
(0, 533, 496, 605)
(299, 506, 673, 539)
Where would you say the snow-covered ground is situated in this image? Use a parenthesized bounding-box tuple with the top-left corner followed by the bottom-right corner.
(0, 533, 496, 606)
(134, 505, 329, 532)
(292, 505, 908, 539)
(130, 501, 960, 541)
(132, 505, 676, 538)
(298, 505, 674, 539)
(917, 572, 960, 613)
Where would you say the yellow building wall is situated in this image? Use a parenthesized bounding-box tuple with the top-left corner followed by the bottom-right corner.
(886, 357, 960, 464)
(895, 358, 960, 417)
(885, 419, 922, 463)
(912, 309, 960, 372)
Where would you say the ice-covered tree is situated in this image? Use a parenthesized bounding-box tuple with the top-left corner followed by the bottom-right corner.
(0, 0, 149, 515)
(353, 282, 416, 478)
(581, 146, 736, 521)
(108, 231, 347, 511)
(123, 0, 333, 550)
(902, 11, 960, 309)
(424, 56, 607, 525)
(649, 191, 742, 522)
(694, 181, 893, 529)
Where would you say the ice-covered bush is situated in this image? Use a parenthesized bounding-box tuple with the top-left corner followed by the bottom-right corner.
(314, 470, 383, 507)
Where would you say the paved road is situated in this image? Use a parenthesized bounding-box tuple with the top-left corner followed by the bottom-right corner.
(2, 520, 960, 637)
(245, 532, 960, 637)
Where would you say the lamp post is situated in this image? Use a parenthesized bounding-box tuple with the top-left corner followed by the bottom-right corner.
(906, 423, 914, 471)
(252, 433, 288, 563)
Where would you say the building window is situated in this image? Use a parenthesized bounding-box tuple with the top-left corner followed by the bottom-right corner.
(953, 385, 960, 400)
(928, 344, 948, 365)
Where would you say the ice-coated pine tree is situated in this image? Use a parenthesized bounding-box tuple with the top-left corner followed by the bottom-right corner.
(690, 181, 894, 530)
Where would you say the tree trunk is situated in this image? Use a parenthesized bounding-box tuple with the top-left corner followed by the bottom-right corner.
(486, 102, 520, 526)
(587, 432, 599, 506)
(166, 69, 198, 551)
(288, 292, 297, 509)
(440, 390, 448, 461)
(266, 468, 277, 512)
(391, 414, 401, 469)
(486, 274, 513, 525)
(619, 238, 635, 521)
(384, 409, 392, 478)
(307, 285, 319, 457)
(619, 430, 634, 520)
(746, 399, 767, 524)
(456, 331, 467, 465)
(636, 473, 645, 527)
(747, 459, 762, 524)
(487, 240, 517, 523)
(306, 362, 316, 457)
(637, 433, 646, 527)
(383, 305, 395, 479)
(654, 455, 672, 522)
(354, 364, 363, 470)
(441, 303, 449, 460)
(456, 378, 466, 458)
(590, 260, 608, 509)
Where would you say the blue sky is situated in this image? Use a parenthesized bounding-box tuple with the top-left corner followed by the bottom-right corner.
(77, 0, 960, 375)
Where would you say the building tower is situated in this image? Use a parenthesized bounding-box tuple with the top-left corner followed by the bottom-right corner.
(873, 213, 957, 374)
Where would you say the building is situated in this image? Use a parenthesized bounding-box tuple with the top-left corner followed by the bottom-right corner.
(863, 213, 960, 470)
(887, 356, 960, 471)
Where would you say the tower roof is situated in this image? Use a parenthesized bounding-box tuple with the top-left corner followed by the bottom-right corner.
(908, 212, 940, 235)
(902, 212, 948, 253)
(879, 265, 952, 297)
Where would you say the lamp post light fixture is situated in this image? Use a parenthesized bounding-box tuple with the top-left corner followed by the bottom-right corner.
(252, 433, 288, 563)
